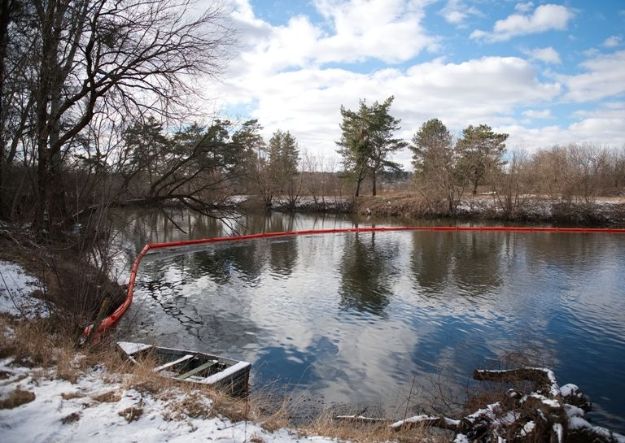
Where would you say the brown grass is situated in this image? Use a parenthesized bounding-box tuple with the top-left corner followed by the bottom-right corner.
(92, 390, 121, 403)
(61, 411, 81, 424)
(248, 433, 265, 443)
(163, 391, 213, 421)
(118, 406, 144, 422)
(0, 387, 36, 409)
(61, 392, 85, 400)
(301, 411, 450, 443)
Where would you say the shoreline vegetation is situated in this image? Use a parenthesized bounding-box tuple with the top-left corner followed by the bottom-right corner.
(245, 193, 625, 227)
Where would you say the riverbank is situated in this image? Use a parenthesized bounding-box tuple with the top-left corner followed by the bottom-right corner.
(0, 225, 125, 334)
(234, 193, 625, 227)
(353, 194, 625, 227)
(0, 317, 341, 443)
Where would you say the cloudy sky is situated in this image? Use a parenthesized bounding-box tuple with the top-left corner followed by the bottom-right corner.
(203, 0, 625, 168)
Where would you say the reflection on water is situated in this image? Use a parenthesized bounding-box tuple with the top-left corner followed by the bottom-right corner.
(339, 232, 399, 316)
(114, 209, 625, 432)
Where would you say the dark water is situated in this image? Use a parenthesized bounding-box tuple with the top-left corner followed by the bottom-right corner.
(113, 209, 625, 431)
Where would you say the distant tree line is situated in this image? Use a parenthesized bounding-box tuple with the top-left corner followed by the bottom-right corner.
(336, 97, 625, 215)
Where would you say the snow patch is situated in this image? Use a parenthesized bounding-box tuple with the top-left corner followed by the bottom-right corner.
(521, 420, 535, 436)
(0, 358, 335, 443)
(0, 260, 48, 318)
(552, 423, 563, 442)
(568, 416, 625, 443)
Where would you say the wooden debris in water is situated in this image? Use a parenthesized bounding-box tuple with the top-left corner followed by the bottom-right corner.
(335, 367, 625, 442)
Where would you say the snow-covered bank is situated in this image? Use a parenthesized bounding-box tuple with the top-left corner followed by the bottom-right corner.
(0, 260, 48, 318)
(356, 194, 625, 226)
(0, 356, 334, 443)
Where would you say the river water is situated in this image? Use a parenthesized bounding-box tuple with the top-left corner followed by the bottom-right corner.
(113, 208, 625, 431)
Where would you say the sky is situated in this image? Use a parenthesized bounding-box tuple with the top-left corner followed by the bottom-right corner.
(201, 0, 625, 169)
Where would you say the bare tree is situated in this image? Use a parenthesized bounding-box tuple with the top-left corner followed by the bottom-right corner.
(6, 0, 231, 231)
(491, 150, 529, 216)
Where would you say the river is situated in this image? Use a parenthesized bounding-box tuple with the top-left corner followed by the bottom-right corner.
(112, 208, 625, 431)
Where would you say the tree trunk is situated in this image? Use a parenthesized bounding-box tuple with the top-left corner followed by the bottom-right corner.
(0, 0, 12, 220)
(34, 9, 56, 232)
(371, 169, 376, 196)
(472, 179, 478, 196)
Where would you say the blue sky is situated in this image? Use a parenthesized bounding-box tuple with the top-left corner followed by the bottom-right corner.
(202, 0, 625, 168)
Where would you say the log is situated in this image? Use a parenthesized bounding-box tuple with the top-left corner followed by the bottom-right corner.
(473, 367, 560, 397)
(334, 415, 390, 425)
(389, 414, 460, 432)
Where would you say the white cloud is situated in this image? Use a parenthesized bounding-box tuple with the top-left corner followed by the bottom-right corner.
(226, 0, 438, 75)
(503, 102, 625, 149)
(561, 50, 625, 102)
(439, 0, 480, 25)
(523, 109, 552, 119)
(313, 0, 438, 64)
(603, 35, 622, 48)
(211, 47, 561, 166)
(515, 2, 534, 14)
(523, 46, 561, 64)
(471, 4, 574, 42)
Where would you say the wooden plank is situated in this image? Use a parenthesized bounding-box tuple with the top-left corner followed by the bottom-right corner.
(203, 361, 251, 384)
(117, 341, 153, 356)
(154, 354, 194, 372)
(176, 360, 218, 380)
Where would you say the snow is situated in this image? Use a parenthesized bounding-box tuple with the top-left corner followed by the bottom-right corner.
(495, 411, 519, 426)
(520, 420, 535, 437)
(560, 383, 582, 399)
(568, 416, 625, 442)
(389, 414, 460, 430)
(465, 402, 499, 423)
(453, 434, 469, 443)
(564, 404, 585, 418)
(525, 393, 560, 409)
(552, 423, 563, 443)
(0, 260, 48, 318)
(0, 357, 335, 443)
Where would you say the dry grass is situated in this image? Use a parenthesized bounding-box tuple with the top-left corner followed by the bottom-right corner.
(163, 391, 213, 421)
(61, 392, 85, 400)
(118, 405, 144, 422)
(92, 390, 121, 403)
(249, 433, 265, 443)
(61, 411, 81, 424)
(0, 387, 36, 409)
(301, 411, 450, 443)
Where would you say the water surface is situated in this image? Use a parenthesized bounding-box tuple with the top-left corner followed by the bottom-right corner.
(113, 209, 625, 431)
